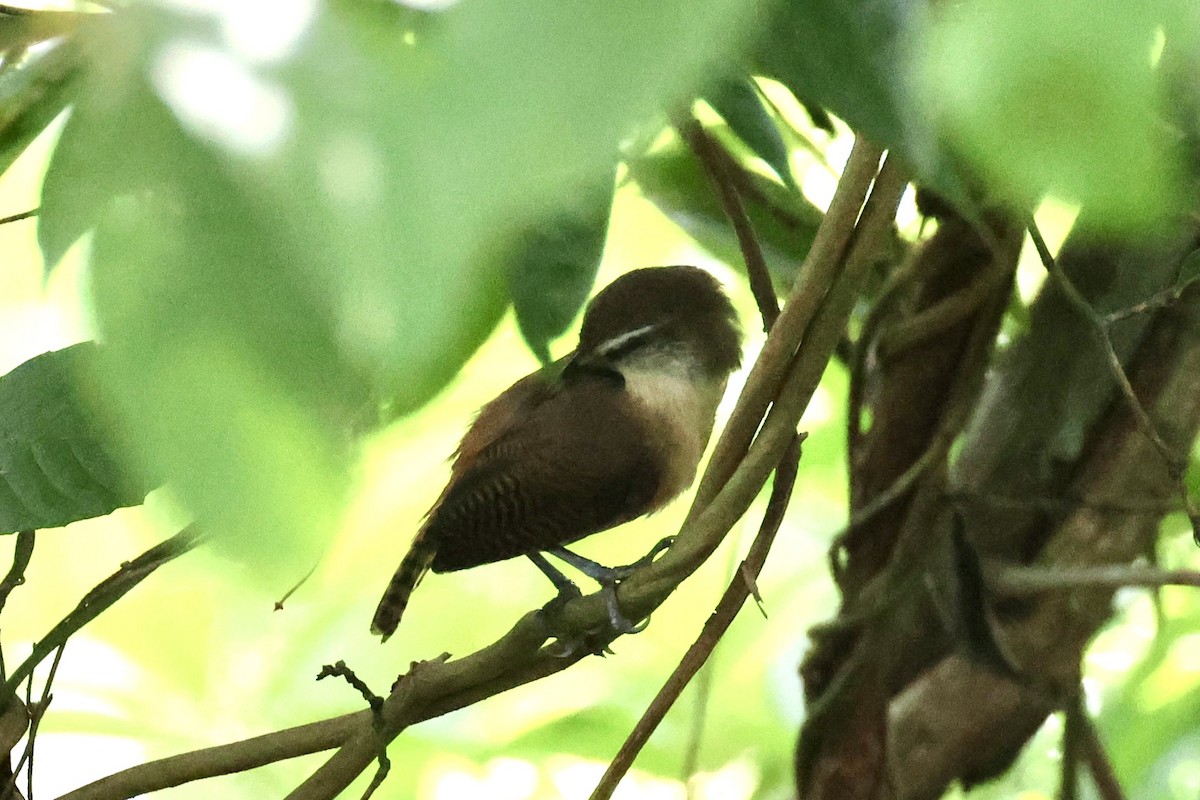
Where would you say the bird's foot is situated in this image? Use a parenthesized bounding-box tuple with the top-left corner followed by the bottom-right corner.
(600, 583, 650, 635)
(549, 536, 676, 583)
(539, 587, 618, 658)
(547, 539, 675, 635)
(535, 538, 676, 648)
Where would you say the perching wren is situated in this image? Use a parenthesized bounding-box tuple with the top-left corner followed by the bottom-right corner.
(371, 265, 743, 640)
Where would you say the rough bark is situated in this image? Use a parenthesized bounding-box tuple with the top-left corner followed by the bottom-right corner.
(796, 213, 1200, 799)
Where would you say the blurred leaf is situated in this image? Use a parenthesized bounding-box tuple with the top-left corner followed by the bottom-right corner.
(754, 0, 904, 159)
(0, 6, 86, 54)
(754, 0, 974, 211)
(83, 127, 367, 576)
(628, 139, 822, 287)
(0, 32, 82, 185)
(0, 343, 152, 533)
(706, 76, 797, 189)
(508, 168, 616, 364)
(39, 1, 762, 575)
(914, 0, 1183, 230)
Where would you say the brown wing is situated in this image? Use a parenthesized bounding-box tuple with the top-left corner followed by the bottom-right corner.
(450, 369, 559, 479)
(427, 372, 662, 573)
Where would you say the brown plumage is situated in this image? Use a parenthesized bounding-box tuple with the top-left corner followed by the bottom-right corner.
(371, 266, 742, 639)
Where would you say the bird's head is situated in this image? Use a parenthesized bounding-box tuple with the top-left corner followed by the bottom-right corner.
(568, 266, 742, 383)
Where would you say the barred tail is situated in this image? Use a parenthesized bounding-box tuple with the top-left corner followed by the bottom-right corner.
(371, 535, 437, 641)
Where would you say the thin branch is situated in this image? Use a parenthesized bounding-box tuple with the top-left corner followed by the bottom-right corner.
(1103, 283, 1191, 326)
(314, 663, 388, 800)
(0, 210, 36, 227)
(676, 113, 779, 329)
(675, 110, 783, 794)
(2, 526, 206, 711)
(692, 138, 884, 511)
(943, 490, 1180, 515)
(1029, 222, 1200, 544)
(0, 532, 35, 618)
(587, 434, 802, 800)
(6, 645, 64, 800)
(58, 713, 366, 799)
(1080, 712, 1127, 800)
(1029, 223, 1188, 477)
(988, 563, 1200, 595)
(1060, 696, 1081, 800)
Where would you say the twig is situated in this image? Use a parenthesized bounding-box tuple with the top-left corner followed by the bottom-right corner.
(0, 210, 36, 227)
(588, 434, 803, 800)
(0, 532, 34, 617)
(315, 662, 388, 800)
(58, 712, 366, 799)
(987, 563, 1200, 595)
(943, 490, 1180, 515)
(2, 526, 206, 711)
(1029, 223, 1195, 527)
(1060, 694, 1081, 800)
(275, 562, 318, 611)
(676, 111, 782, 792)
(1103, 284, 1191, 326)
(1080, 712, 1127, 800)
(5, 645, 64, 800)
(677, 114, 779, 329)
(692, 138, 883, 511)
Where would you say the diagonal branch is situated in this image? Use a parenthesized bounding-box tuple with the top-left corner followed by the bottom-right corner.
(4, 525, 206, 713)
(0, 531, 34, 621)
(587, 433, 803, 800)
(676, 113, 779, 329)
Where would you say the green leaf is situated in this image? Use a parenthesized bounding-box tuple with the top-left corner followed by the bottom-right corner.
(38, 1, 763, 576)
(0, 33, 82, 186)
(628, 139, 822, 288)
(507, 168, 616, 363)
(754, 0, 974, 211)
(87, 172, 365, 575)
(0, 343, 152, 533)
(913, 0, 1183, 230)
(755, 0, 905, 155)
(706, 76, 796, 189)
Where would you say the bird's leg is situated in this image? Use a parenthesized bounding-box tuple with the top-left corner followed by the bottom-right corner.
(528, 552, 583, 604)
(529, 553, 615, 658)
(547, 536, 676, 633)
(550, 535, 675, 581)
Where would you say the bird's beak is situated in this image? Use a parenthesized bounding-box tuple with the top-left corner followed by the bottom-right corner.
(565, 350, 623, 383)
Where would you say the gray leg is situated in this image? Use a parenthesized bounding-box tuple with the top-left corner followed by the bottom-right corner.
(546, 537, 675, 633)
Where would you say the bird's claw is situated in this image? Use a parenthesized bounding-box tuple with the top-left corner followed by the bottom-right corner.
(601, 583, 650, 634)
(538, 536, 675, 648)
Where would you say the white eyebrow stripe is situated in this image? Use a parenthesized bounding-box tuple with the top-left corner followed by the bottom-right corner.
(596, 323, 658, 356)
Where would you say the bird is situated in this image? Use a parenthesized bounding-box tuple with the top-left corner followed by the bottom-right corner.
(371, 265, 743, 640)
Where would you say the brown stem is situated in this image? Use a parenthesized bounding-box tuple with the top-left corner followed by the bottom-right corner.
(0, 532, 34, 619)
(677, 114, 779, 329)
(0, 210, 37, 226)
(588, 434, 802, 800)
(3, 526, 205, 711)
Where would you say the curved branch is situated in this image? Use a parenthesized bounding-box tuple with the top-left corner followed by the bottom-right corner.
(5, 525, 205, 712)
(588, 433, 803, 800)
